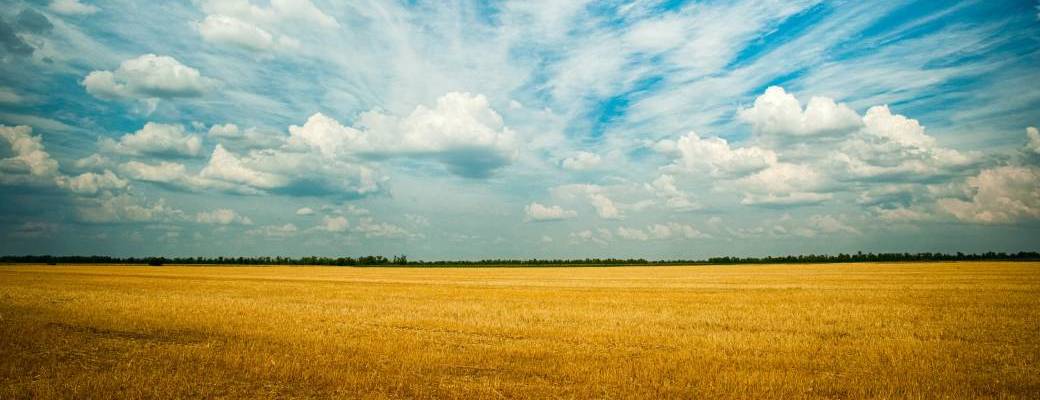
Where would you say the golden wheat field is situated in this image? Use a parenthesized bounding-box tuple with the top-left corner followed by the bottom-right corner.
(1, 262, 1038, 399)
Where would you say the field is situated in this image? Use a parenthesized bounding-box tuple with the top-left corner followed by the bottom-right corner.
(1, 262, 1038, 399)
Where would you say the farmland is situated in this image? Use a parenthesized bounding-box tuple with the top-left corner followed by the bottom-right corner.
(1, 262, 1038, 398)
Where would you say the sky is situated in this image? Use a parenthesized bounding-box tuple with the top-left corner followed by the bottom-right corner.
(0, 0, 1039, 260)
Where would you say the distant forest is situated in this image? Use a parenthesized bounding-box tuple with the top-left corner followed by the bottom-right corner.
(2, 251, 1039, 266)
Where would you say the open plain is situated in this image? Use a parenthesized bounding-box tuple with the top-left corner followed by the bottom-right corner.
(1, 262, 1038, 398)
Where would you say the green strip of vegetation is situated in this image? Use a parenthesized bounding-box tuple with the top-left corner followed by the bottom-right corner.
(2, 252, 1039, 267)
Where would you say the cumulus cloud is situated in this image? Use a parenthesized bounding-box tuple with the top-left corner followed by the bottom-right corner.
(246, 223, 298, 238)
(316, 215, 349, 232)
(73, 153, 113, 170)
(561, 151, 602, 170)
(56, 170, 128, 195)
(49, 0, 99, 15)
(938, 166, 1040, 224)
(208, 123, 240, 138)
(739, 86, 862, 137)
(76, 193, 185, 224)
(646, 175, 699, 211)
(196, 15, 276, 52)
(1027, 127, 1040, 155)
(295, 207, 315, 216)
(657, 131, 776, 177)
(355, 217, 416, 239)
(83, 54, 215, 101)
(198, 0, 339, 29)
(524, 202, 577, 221)
(101, 123, 203, 158)
(617, 223, 708, 241)
(200, 144, 381, 197)
(829, 105, 974, 181)
(0, 125, 59, 184)
(196, 208, 252, 225)
(735, 162, 832, 206)
(288, 92, 517, 178)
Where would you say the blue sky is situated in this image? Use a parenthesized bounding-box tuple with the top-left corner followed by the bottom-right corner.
(1, 0, 1038, 259)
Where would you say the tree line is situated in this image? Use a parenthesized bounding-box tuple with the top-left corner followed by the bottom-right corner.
(1, 251, 1038, 266)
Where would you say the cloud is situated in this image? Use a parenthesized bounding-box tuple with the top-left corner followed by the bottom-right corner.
(646, 175, 699, 211)
(196, 15, 274, 51)
(735, 163, 832, 206)
(938, 165, 1040, 224)
(0, 125, 60, 184)
(199, 144, 382, 197)
(830, 105, 975, 181)
(739, 86, 862, 137)
(0, 87, 22, 105)
(552, 184, 624, 219)
(617, 223, 709, 241)
(316, 215, 348, 232)
(207, 123, 284, 150)
(657, 131, 776, 177)
(16, 9, 53, 34)
(355, 217, 415, 239)
(196, 208, 253, 225)
(83, 54, 215, 101)
(56, 170, 128, 195)
(524, 202, 577, 221)
(101, 123, 203, 158)
(246, 223, 298, 238)
(76, 193, 186, 224)
(73, 153, 113, 170)
(208, 123, 239, 137)
(561, 151, 602, 170)
(49, 0, 99, 15)
(1027, 127, 1040, 155)
(288, 92, 518, 178)
(198, 0, 339, 29)
(295, 207, 314, 216)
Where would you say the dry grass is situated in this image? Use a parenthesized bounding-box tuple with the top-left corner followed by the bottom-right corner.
(1, 262, 1038, 399)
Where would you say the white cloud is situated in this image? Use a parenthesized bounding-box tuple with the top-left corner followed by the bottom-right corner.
(317, 215, 349, 232)
(561, 151, 602, 170)
(938, 166, 1040, 224)
(0, 87, 22, 105)
(246, 223, 298, 238)
(646, 174, 699, 211)
(552, 184, 624, 219)
(101, 123, 203, 158)
(199, 144, 382, 196)
(196, 208, 253, 225)
(288, 92, 518, 178)
(56, 170, 128, 195)
(355, 217, 415, 239)
(49, 0, 99, 15)
(295, 207, 315, 216)
(196, 15, 275, 52)
(73, 153, 113, 170)
(587, 192, 620, 219)
(657, 131, 776, 177)
(1027, 127, 1040, 155)
(76, 193, 185, 224)
(199, 0, 339, 29)
(617, 223, 708, 241)
(208, 123, 240, 138)
(0, 125, 60, 184)
(739, 86, 862, 137)
(736, 162, 831, 206)
(806, 215, 860, 235)
(83, 54, 215, 101)
(524, 202, 577, 221)
(198, 144, 287, 189)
